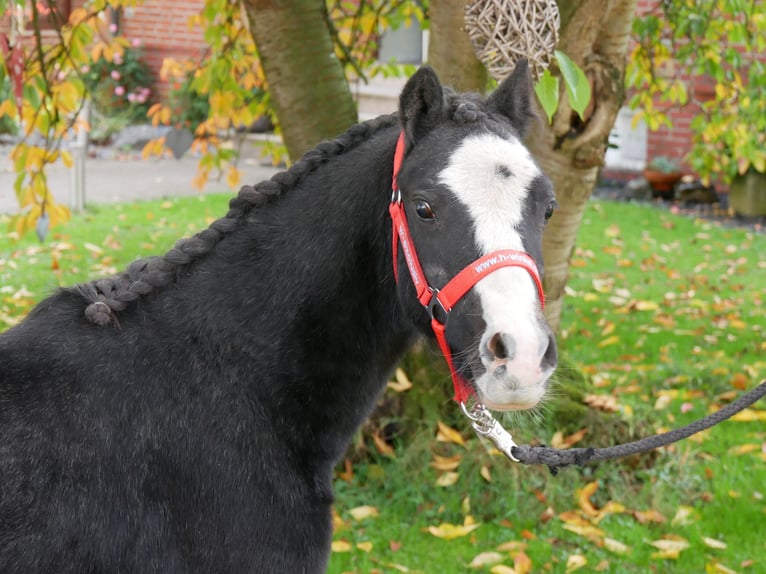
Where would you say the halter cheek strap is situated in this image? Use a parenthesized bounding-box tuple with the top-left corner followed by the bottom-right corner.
(389, 131, 545, 403)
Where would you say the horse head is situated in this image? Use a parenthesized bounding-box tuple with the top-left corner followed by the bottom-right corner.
(392, 61, 557, 411)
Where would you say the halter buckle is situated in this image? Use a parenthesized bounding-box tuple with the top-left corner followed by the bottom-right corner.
(427, 289, 449, 325)
(460, 402, 520, 462)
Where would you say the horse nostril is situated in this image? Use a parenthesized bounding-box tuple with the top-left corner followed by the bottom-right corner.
(540, 332, 557, 371)
(486, 332, 517, 361)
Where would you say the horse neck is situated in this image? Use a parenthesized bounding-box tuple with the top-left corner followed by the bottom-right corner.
(168, 125, 415, 456)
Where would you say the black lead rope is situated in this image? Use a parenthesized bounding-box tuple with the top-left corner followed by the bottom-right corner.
(509, 380, 766, 476)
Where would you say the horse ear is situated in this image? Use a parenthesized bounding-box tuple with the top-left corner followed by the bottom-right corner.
(398, 66, 445, 146)
(487, 59, 536, 137)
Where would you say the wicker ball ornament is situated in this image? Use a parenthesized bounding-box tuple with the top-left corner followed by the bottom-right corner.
(464, 0, 560, 82)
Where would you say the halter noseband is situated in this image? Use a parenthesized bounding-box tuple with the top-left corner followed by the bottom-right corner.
(388, 131, 545, 404)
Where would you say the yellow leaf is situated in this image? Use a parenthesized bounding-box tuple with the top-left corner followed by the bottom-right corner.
(496, 540, 527, 553)
(562, 522, 605, 543)
(670, 506, 699, 526)
(60, 150, 73, 168)
(633, 509, 667, 524)
(594, 501, 627, 522)
(648, 537, 690, 559)
(468, 551, 504, 569)
(566, 554, 588, 573)
(604, 538, 631, 555)
(728, 443, 760, 455)
(331, 539, 352, 553)
(577, 481, 600, 517)
(705, 561, 738, 574)
(427, 521, 481, 540)
(356, 541, 373, 553)
(480, 465, 492, 482)
(436, 420, 465, 445)
(387, 367, 413, 392)
(348, 505, 379, 521)
(489, 566, 517, 574)
(598, 335, 620, 348)
(430, 453, 461, 471)
(372, 430, 395, 458)
(702, 537, 727, 550)
(226, 166, 241, 189)
(332, 509, 347, 532)
(436, 472, 459, 487)
(68, 7, 89, 25)
(634, 300, 659, 311)
(731, 408, 766, 422)
(513, 550, 533, 574)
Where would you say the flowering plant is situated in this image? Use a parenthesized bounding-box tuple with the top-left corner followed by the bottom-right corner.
(83, 42, 154, 123)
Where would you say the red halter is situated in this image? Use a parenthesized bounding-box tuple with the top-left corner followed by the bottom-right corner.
(389, 131, 545, 403)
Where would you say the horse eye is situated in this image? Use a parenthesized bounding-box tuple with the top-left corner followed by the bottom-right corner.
(544, 201, 556, 221)
(415, 200, 435, 221)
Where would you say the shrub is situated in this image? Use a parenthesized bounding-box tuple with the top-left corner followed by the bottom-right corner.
(83, 43, 154, 124)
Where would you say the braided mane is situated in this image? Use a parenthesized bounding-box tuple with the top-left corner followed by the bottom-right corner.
(74, 114, 399, 326)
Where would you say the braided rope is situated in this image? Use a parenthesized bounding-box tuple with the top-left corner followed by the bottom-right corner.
(75, 114, 399, 326)
(511, 380, 766, 475)
(464, 0, 560, 81)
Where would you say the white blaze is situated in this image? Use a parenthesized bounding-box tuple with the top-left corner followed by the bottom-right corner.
(438, 132, 550, 410)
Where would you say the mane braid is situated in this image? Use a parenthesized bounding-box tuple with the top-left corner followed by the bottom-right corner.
(74, 114, 399, 326)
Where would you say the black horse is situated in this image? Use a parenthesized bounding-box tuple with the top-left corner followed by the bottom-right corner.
(0, 62, 557, 572)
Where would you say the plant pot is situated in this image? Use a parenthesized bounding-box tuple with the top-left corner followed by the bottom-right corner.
(643, 169, 683, 200)
(729, 171, 766, 216)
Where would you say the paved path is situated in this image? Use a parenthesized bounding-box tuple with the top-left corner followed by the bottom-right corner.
(0, 151, 281, 215)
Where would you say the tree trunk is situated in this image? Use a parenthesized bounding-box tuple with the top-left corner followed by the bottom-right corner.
(530, 0, 637, 332)
(427, 0, 488, 92)
(241, 0, 358, 160)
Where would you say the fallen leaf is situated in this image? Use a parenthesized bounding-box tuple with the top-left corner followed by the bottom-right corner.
(496, 540, 526, 553)
(562, 522, 605, 543)
(430, 453, 462, 471)
(598, 335, 620, 348)
(731, 409, 766, 422)
(356, 541, 373, 552)
(633, 509, 667, 524)
(577, 481, 600, 517)
(349, 505, 379, 521)
(566, 554, 588, 572)
(427, 521, 481, 540)
(728, 443, 760, 456)
(702, 537, 727, 550)
(388, 368, 413, 392)
(670, 506, 698, 526)
(332, 509, 347, 532)
(513, 550, 533, 574)
(468, 551, 504, 569)
(337, 458, 353, 483)
(84, 242, 104, 255)
(436, 472, 459, 487)
(584, 394, 619, 413)
(489, 566, 517, 574)
(480, 465, 492, 482)
(634, 300, 659, 311)
(648, 536, 690, 559)
(372, 430, 395, 457)
(332, 539, 352, 553)
(604, 537, 631, 555)
(706, 561, 739, 574)
(436, 421, 465, 445)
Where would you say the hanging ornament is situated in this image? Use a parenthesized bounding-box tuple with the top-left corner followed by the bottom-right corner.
(464, 0, 560, 82)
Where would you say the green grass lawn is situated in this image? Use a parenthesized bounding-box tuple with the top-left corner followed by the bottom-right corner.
(2, 196, 764, 573)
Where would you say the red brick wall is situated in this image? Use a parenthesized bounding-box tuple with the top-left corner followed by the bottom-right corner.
(633, 0, 697, 171)
(120, 1, 206, 97)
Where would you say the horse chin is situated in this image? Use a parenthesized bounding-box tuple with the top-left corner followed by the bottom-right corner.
(473, 374, 547, 412)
